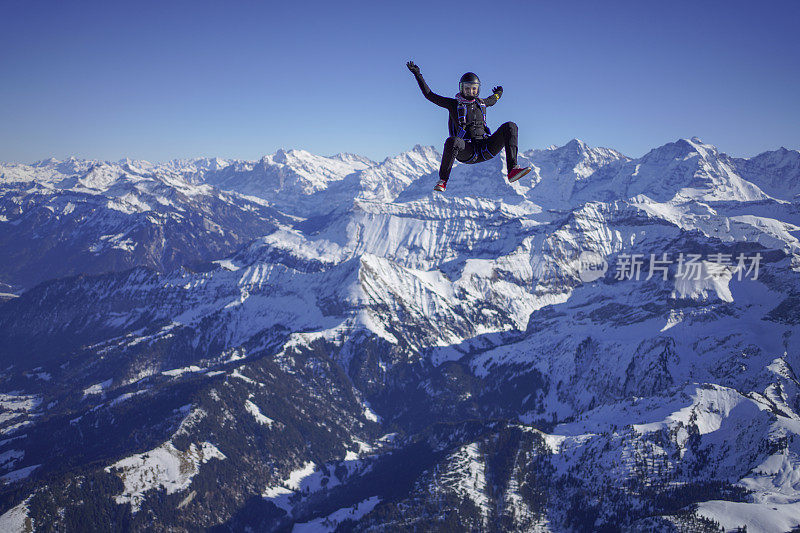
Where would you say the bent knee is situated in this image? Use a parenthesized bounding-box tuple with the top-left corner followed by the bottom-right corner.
(447, 136, 466, 150)
(502, 121, 518, 132)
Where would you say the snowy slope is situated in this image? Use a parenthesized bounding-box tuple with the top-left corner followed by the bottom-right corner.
(734, 146, 800, 202)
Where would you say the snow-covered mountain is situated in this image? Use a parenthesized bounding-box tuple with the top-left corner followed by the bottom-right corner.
(525, 137, 771, 208)
(200, 148, 374, 211)
(522, 138, 631, 209)
(0, 158, 291, 292)
(733, 146, 800, 202)
(0, 138, 799, 532)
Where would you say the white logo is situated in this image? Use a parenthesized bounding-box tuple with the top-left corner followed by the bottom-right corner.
(575, 251, 608, 282)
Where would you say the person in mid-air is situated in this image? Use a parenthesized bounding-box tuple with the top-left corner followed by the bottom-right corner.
(407, 60, 531, 192)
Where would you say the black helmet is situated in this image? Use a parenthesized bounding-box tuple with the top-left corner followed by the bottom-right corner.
(459, 72, 480, 98)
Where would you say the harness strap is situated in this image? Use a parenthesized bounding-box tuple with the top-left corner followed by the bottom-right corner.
(463, 141, 495, 164)
(455, 94, 489, 139)
(456, 104, 468, 139)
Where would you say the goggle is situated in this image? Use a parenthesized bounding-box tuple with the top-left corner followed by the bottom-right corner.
(460, 82, 480, 94)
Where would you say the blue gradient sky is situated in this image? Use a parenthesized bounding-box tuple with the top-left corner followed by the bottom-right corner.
(1, 0, 798, 163)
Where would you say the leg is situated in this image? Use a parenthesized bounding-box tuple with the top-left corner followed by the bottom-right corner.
(439, 136, 473, 181)
(484, 121, 519, 172)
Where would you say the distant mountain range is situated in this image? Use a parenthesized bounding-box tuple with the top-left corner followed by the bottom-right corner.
(0, 138, 799, 531)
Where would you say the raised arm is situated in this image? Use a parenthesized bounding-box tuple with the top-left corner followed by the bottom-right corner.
(406, 61, 453, 109)
(484, 86, 503, 107)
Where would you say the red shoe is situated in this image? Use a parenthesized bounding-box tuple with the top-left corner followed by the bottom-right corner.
(433, 179, 447, 192)
(507, 166, 531, 183)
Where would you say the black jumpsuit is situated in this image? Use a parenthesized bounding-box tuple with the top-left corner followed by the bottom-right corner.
(412, 71, 520, 182)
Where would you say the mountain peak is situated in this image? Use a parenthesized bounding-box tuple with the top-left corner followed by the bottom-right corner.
(329, 152, 376, 166)
(265, 148, 323, 165)
(565, 138, 588, 150)
(776, 146, 800, 155)
(734, 145, 800, 200)
(676, 136, 717, 154)
(271, 149, 288, 164)
(410, 144, 438, 156)
(644, 137, 718, 162)
(674, 137, 698, 150)
(32, 157, 61, 167)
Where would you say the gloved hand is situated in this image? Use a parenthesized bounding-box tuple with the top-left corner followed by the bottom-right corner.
(406, 61, 420, 76)
(493, 86, 503, 96)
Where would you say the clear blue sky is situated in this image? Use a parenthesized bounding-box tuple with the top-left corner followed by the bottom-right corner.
(1, 0, 798, 163)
